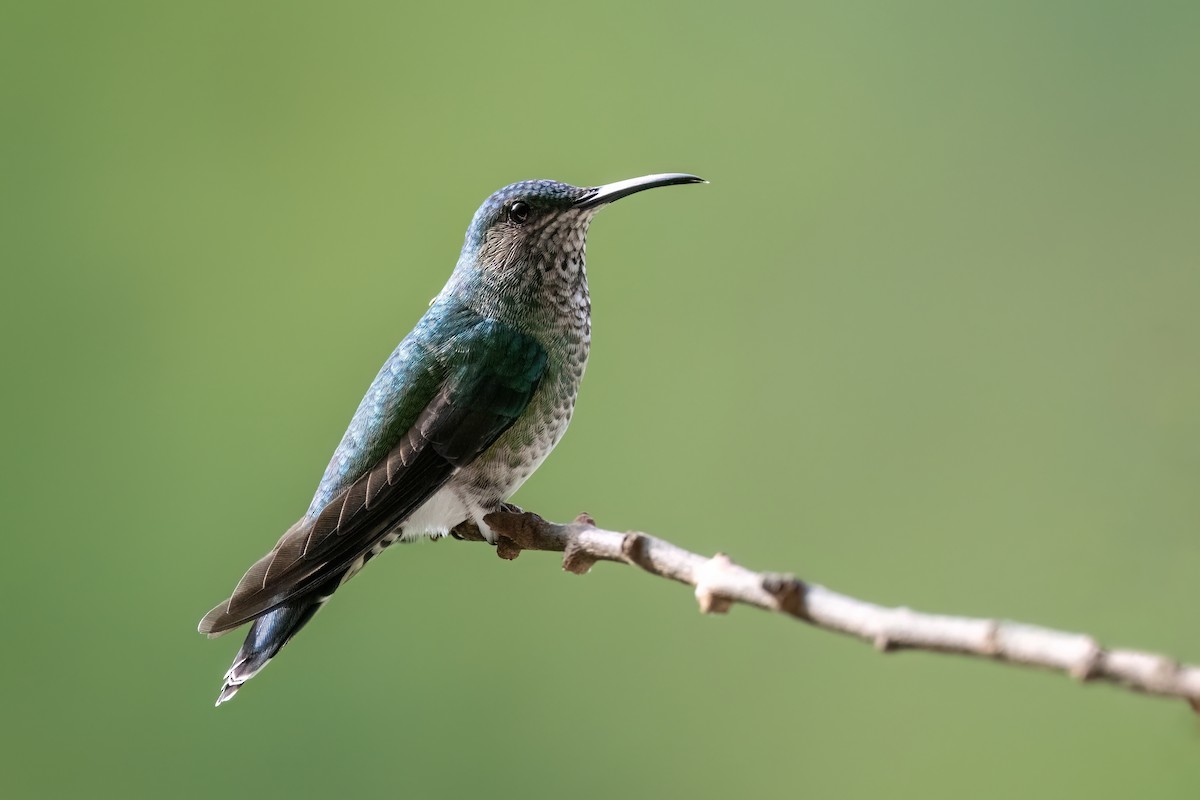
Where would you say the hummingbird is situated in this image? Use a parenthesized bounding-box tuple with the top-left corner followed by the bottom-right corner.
(199, 173, 704, 704)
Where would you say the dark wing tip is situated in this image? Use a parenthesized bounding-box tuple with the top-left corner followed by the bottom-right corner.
(198, 602, 233, 636)
(196, 521, 316, 637)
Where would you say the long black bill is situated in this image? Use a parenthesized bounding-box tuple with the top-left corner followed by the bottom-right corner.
(573, 173, 706, 209)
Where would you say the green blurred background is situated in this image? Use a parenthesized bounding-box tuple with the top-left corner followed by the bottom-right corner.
(3, 1, 1199, 797)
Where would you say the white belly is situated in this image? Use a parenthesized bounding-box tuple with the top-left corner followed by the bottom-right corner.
(400, 483, 475, 541)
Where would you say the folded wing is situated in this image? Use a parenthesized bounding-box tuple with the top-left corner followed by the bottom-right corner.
(199, 319, 547, 635)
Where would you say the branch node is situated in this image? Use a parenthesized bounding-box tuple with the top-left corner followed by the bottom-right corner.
(620, 532, 654, 572)
(484, 510, 523, 541)
(874, 633, 896, 653)
(495, 535, 522, 561)
(574, 512, 596, 526)
(562, 540, 597, 575)
(697, 593, 733, 615)
(761, 573, 809, 619)
(982, 620, 1002, 656)
(694, 553, 735, 615)
(1068, 638, 1102, 682)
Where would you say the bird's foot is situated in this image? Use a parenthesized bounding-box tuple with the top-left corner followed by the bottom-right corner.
(449, 504, 522, 542)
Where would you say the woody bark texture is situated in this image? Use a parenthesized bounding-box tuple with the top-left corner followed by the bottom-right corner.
(451, 509, 1200, 710)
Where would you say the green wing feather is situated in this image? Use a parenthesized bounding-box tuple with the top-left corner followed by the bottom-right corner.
(199, 315, 547, 635)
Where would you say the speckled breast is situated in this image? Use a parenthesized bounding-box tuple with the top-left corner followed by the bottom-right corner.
(461, 321, 590, 504)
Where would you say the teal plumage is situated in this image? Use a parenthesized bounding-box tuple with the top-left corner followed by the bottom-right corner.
(199, 174, 703, 704)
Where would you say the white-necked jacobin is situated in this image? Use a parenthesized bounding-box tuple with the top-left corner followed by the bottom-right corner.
(199, 174, 704, 704)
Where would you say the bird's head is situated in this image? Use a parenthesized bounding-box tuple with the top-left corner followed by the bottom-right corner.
(448, 173, 704, 320)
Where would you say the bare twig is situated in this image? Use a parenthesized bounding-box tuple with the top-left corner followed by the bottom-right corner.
(451, 510, 1200, 709)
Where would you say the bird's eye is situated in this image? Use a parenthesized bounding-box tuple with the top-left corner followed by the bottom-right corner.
(507, 201, 530, 224)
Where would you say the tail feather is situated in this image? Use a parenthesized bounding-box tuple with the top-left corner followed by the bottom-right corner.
(214, 585, 334, 706)
(208, 544, 388, 705)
